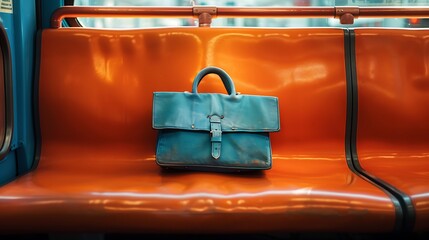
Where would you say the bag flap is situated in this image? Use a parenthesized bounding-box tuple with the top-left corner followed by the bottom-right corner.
(153, 92, 280, 132)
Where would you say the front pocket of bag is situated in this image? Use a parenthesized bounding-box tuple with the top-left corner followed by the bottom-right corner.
(156, 130, 271, 169)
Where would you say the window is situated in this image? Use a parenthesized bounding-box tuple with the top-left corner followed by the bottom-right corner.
(72, 0, 429, 28)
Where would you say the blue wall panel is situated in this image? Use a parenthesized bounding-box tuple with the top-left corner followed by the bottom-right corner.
(0, 0, 37, 184)
(42, 0, 64, 29)
(0, 8, 17, 184)
(12, 0, 36, 173)
(0, 152, 16, 185)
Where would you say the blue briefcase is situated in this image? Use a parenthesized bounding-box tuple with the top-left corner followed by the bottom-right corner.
(152, 67, 280, 171)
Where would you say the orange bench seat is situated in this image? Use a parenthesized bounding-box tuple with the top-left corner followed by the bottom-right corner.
(0, 28, 396, 232)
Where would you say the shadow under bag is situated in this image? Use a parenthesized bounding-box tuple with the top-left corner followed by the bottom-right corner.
(152, 67, 280, 171)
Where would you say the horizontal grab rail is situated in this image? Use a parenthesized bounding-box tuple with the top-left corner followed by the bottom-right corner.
(51, 6, 429, 28)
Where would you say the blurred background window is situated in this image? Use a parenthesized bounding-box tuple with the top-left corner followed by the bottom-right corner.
(73, 0, 429, 28)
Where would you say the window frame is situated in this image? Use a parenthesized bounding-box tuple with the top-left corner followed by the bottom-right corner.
(0, 22, 14, 161)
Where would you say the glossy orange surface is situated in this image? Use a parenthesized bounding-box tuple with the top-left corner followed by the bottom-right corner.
(355, 29, 429, 231)
(0, 28, 395, 232)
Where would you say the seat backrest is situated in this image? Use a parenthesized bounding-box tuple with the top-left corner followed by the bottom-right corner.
(355, 29, 429, 150)
(39, 28, 348, 167)
(354, 29, 429, 231)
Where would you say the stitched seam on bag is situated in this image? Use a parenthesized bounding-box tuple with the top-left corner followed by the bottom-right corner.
(274, 97, 280, 131)
(152, 93, 158, 128)
(153, 127, 278, 132)
(266, 134, 272, 167)
(157, 163, 270, 170)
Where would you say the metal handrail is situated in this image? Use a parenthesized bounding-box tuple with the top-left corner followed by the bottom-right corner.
(51, 6, 429, 28)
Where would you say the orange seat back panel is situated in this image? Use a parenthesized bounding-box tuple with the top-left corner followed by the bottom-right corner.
(355, 29, 429, 231)
(39, 28, 347, 157)
(0, 28, 395, 232)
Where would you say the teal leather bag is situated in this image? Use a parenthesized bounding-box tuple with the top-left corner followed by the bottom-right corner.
(152, 67, 280, 171)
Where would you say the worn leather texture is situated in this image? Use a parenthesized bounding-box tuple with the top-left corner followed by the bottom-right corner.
(153, 67, 280, 171)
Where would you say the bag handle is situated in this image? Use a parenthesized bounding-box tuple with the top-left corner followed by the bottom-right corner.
(192, 67, 236, 96)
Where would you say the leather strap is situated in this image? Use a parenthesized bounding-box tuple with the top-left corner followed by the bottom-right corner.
(209, 115, 222, 159)
(192, 67, 236, 95)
